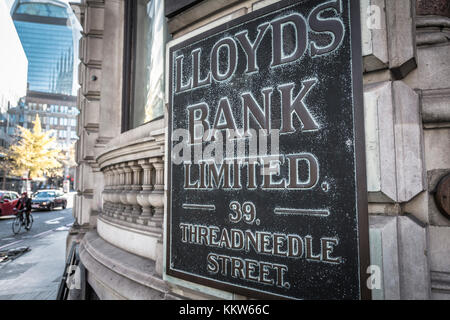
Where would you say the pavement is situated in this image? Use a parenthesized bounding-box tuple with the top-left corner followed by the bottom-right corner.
(0, 228, 69, 299)
(0, 192, 76, 300)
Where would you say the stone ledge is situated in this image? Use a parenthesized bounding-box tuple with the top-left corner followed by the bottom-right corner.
(417, 32, 450, 47)
(95, 118, 165, 169)
(96, 215, 162, 261)
(416, 15, 450, 28)
(99, 212, 162, 237)
(167, 0, 243, 35)
(416, 15, 450, 47)
(80, 230, 170, 299)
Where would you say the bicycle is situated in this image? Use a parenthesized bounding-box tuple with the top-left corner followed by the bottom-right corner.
(12, 208, 34, 235)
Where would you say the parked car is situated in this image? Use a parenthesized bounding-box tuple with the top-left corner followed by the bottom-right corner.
(0, 191, 20, 216)
(31, 190, 67, 211)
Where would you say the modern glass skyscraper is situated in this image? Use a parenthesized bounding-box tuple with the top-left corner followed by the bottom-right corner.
(11, 0, 80, 95)
(4, 0, 80, 154)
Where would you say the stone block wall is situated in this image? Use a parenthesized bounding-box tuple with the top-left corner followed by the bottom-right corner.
(365, 0, 450, 299)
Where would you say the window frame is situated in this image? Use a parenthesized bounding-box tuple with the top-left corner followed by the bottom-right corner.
(121, 0, 137, 133)
(121, 0, 166, 132)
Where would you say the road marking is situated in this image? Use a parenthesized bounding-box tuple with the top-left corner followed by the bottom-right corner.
(0, 216, 15, 220)
(32, 230, 54, 238)
(0, 221, 73, 250)
(45, 217, 65, 225)
(0, 240, 23, 250)
(54, 226, 70, 231)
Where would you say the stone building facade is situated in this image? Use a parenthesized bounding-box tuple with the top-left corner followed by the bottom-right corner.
(69, 0, 450, 299)
(3, 91, 78, 149)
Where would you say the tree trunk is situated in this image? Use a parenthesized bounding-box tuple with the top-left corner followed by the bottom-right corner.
(1, 168, 6, 190)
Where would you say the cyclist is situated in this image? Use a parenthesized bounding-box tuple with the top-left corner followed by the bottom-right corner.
(15, 192, 32, 227)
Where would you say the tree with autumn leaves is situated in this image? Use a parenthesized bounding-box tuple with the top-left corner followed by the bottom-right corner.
(6, 115, 62, 180)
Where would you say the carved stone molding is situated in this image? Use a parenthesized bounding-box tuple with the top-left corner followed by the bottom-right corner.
(416, 16, 450, 47)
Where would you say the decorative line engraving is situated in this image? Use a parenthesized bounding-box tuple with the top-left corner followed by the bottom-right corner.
(182, 204, 216, 211)
(274, 207, 330, 217)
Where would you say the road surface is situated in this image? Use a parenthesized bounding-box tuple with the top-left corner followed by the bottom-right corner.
(0, 192, 76, 299)
(0, 195, 75, 251)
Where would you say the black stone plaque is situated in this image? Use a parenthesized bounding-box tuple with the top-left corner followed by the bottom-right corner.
(167, 0, 370, 299)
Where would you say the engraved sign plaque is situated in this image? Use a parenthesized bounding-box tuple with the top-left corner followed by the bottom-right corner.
(166, 0, 370, 299)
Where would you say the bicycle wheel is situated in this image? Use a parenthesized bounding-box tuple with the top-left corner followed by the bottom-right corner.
(25, 214, 34, 231)
(12, 215, 22, 234)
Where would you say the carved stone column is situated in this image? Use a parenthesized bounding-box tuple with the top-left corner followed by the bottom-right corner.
(149, 158, 164, 228)
(127, 161, 142, 218)
(120, 162, 132, 217)
(115, 164, 126, 216)
(110, 165, 121, 217)
(137, 159, 153, 221)
(107, 166, 116, 215)
(152, 157, 165, 276)
(102, 166, 112, 215)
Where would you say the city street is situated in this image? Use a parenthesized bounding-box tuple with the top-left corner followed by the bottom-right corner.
(0, 195, 74, 250)
(0, 193, 75, 299)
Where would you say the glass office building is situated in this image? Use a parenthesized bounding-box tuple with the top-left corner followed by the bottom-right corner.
(3, 0, 81, 153)
(11, 0, 80, 95)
